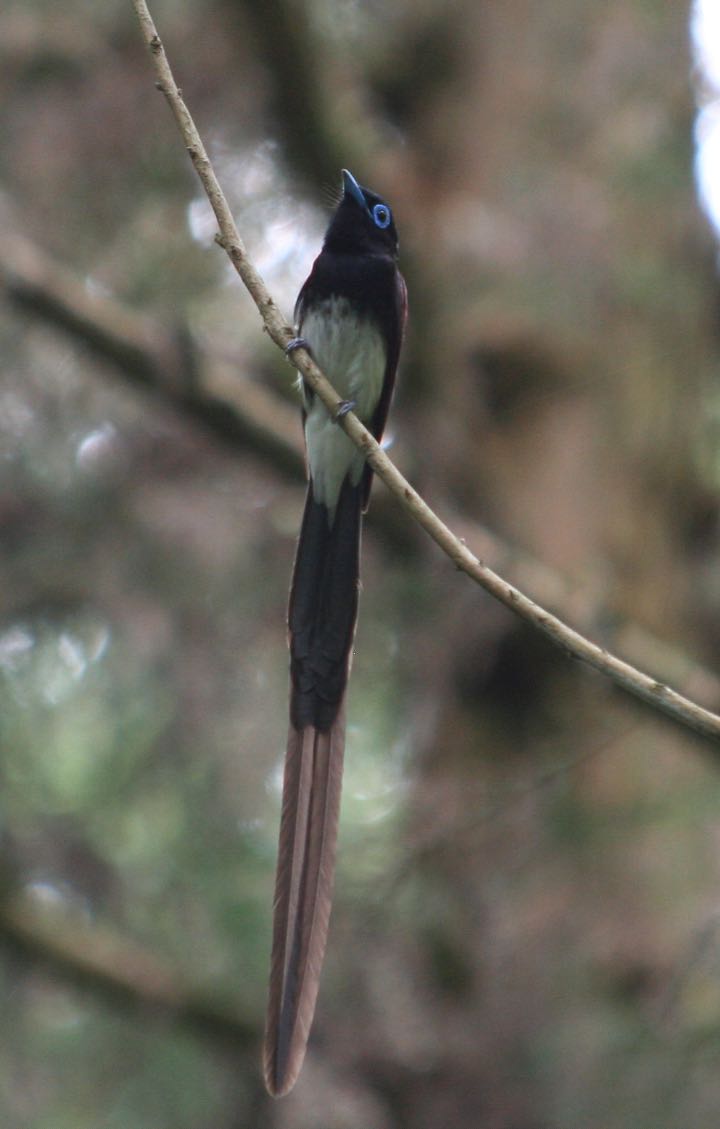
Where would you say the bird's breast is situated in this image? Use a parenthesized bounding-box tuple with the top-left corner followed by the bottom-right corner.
(300, 297, 386, 423)
(299, 296, 387, 516)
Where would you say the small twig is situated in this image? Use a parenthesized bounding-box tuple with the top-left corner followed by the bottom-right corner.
(131, 0, 720, 745)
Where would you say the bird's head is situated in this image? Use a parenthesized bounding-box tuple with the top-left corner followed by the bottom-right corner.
(323, 169, 399, 257)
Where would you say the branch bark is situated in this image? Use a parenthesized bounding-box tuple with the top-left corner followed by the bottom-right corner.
(130, 0, 720, 745)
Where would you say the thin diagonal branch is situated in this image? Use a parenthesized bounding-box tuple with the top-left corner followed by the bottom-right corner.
(131, 0, 720, 745)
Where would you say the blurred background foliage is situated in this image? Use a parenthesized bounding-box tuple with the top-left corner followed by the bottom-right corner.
(2, 0, 720, 1125)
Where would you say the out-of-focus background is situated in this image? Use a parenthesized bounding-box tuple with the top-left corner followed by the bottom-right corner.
(2, 1, 720, 1125)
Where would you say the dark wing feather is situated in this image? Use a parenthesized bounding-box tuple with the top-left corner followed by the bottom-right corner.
(361, 267, 407, 510)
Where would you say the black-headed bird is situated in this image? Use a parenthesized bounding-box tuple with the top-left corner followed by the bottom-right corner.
(264, 170, 407, 1097)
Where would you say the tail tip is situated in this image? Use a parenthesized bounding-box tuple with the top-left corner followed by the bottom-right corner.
(263, 1043, 301, 1098)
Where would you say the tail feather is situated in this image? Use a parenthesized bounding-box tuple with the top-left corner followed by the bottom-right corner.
(264, 476, 362, 1096)
(263, 715, 345, 1097)
(289, 479, 363, 731)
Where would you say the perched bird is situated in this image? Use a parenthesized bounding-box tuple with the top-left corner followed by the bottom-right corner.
(264, 169, 407, 1097)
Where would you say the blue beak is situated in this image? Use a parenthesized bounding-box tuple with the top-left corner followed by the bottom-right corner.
(342, 169, 367, 210)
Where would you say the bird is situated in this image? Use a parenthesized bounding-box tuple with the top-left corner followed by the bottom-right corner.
(263, 169, 407, 1097)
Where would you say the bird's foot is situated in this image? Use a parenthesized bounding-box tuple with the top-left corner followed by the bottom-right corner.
(285, 336, 312, 357)
(334, 399, 356, 421)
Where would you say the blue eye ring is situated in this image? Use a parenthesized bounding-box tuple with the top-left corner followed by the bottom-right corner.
(372, 203, 391, 229)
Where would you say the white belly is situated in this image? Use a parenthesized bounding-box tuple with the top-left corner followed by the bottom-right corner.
(300, 298, 386, 514)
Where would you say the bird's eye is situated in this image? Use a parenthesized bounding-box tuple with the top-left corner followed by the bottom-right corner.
(372, 203, 391, 229)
